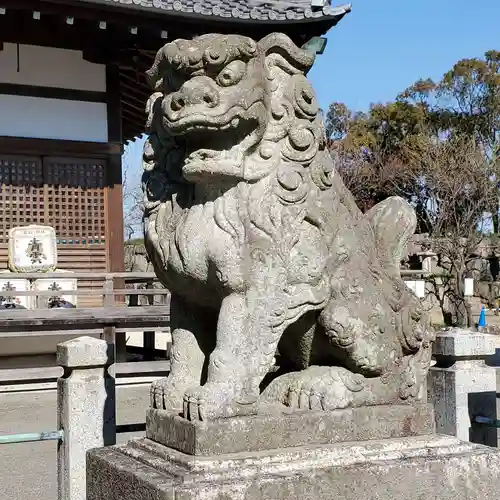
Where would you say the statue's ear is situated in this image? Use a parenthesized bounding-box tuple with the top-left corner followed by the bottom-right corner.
(146, 48, 165, 91)
(258, 33, 315, 74)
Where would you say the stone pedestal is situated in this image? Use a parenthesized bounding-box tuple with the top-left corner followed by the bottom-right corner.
(428, 328, 500, 447)
(87, 404, 500, 500)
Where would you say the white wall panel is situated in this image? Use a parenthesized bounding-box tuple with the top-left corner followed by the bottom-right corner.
(0, 44, 106, 92)
(0, 94, 108, 142)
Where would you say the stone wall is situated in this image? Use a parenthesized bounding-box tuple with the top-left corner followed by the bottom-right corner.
(124, 242, 153, 273)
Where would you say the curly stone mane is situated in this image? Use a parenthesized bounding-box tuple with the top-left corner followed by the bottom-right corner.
(142, 33, 353, 297)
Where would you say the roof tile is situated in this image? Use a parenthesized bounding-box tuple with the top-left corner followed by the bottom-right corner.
(87, 0, 351, 23)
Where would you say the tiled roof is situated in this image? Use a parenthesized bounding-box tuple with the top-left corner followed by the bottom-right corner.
(82, 0, 351, 23)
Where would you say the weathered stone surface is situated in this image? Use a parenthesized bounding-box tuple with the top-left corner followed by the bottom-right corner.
(433, 327, 500, 357)
(58, 337, 114, 500)
(57, 336, 110, 368)
(87, 434, 500, 500)
(143, 31, 435, 422)
(428, 328, 500, 447)
(146, 404, 435, 455)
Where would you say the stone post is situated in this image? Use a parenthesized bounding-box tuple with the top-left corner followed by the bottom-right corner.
(421, 251, 435, 273)
(428, 328, 499, 446)
(57, 336, 115, 500)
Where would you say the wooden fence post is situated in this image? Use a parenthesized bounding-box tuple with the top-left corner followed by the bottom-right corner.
(143, 281, 156, 360)
(102, 278, 114, 307)
(103, 275, 126, 361)
(57, 336, 115, 500)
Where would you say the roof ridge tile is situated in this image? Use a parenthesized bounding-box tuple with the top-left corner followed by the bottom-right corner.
(78, 0, 351, 23)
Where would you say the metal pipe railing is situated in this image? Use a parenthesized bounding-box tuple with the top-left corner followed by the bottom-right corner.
(0, 430, 64, 444)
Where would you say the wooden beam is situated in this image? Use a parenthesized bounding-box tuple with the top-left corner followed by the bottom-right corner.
(121, 101, 145, 120)
(0, 6, 166, 56)
(0, 306, 171, 331)
(119, 71, 149, 90)
(119, 75, 150, 95)
(0, 137, 122, 157)
(121, 106, 146, 129)
(1, 0, 183, 33)
(120, 90, 147, 112)
(106, 64, 122, 143)
(0, 82, 106, 102)
(104, 153, 125, 273)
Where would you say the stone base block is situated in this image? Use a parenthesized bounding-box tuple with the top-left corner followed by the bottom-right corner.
(146, 403, 435, 455)
(88, 434, 500, 500)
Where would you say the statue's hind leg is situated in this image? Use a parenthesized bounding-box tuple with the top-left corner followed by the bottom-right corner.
(262, 339, 432, 410)
(317, 195, 430, 378)
(262, 196, 434, 411)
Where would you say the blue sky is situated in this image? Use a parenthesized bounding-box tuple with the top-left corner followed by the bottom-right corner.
(124, 0, 499, 193)
(311, 0, 500, 113)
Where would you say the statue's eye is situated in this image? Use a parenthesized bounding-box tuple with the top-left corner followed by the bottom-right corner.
(216, 60, 246, 87)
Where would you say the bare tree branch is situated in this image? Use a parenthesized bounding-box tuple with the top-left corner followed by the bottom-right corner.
(122, 148, 145, 241)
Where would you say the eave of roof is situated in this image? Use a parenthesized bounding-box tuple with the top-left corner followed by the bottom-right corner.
(71, 0, 352, 25)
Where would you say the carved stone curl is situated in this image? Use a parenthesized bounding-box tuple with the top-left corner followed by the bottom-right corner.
(142, 32, 435, 421)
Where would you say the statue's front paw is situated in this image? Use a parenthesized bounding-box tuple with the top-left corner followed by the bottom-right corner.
(150, 378, 185, 411)
(183, 384, 229, 421)
(183, 383, 258, 421)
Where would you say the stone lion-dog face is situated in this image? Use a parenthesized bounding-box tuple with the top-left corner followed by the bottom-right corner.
(144, 33, 434, 422)
(146, 33, 323, 185)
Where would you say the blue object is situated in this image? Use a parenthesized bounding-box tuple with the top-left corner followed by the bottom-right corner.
(478, 305, 487, 327)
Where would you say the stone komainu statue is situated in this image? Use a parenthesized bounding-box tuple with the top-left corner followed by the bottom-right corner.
(142, 33, 435, 421)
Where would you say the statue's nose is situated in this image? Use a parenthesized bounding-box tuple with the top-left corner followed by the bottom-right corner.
(170, 82, 219, 111)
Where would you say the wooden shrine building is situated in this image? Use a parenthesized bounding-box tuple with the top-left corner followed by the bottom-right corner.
(0, 0, 350, 282)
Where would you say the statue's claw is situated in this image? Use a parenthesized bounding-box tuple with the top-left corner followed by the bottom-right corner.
(150, 378, 185, 411)
(183, 384, 230, 421)
(183, 383, 258, 421)
(264, 366, 365, 411)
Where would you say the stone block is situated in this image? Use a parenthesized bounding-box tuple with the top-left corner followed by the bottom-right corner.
(146, 403, 435, 455)
(433, 328, 500, 358)
(57, 336, 110, 368)
(87, 434, 500, 500)
(58, 336, 115, 500)
(428, 329, 500, 447)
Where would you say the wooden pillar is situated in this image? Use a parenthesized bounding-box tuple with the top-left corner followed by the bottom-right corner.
(105, 63, 126, 317)
(105, 63, 125, 275)
(105, 154, 125, 274)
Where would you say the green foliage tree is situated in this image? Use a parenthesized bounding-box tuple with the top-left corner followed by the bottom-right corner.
(325, 50, 500, 327)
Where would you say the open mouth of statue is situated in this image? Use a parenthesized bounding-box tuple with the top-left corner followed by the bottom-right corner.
(178, 114, 260, 177)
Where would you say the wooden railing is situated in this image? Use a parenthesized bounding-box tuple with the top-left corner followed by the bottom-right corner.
(0, 271, 171, 308)
(0, 305, 171, 383)
(0, 272, 172, 381)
